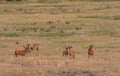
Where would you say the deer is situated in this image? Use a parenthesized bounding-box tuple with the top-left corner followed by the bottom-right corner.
(30, 43, 39, 52)
(62, 46, 75, 59)
(88, 45, 94, 59)
(62, 46, 69, 57)
(15, 44, 30, 57)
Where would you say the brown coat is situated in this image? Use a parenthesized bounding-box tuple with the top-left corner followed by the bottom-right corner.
(15, 50, 28, 57)
(62, 46, 75, 59)
(88, 45, 94, 59)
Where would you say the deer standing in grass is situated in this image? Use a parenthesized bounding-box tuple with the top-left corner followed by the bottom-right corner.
(62, 46, 75, 59)
(88, 45, 94, 59)
(30, 44, 39, 52)
(15, 44, 30, 57)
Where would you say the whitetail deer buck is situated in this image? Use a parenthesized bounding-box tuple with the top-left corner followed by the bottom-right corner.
(15, 44, 30, 57)
(88, 45, 94, 59)
(62, 46, 75, 59)
(30, 44, 39, 52)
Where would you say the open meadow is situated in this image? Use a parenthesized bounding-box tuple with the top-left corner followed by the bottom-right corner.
(0, 0, 120, 76)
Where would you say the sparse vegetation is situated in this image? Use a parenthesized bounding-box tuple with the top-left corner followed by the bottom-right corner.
(0, 1, 120, 76)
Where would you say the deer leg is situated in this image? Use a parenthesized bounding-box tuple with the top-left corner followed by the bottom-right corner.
(69, 54, 71, 59)
(22, 54, 25, 57)
(92, 54, 94, 58)
(64, 54, 67, 57)
(15, 52, 17, 57)
(88, 55, 90, 59)
(73, 55, 75, 59)
(36, 48, 39, 51)
(62, 53, 64, 58)
(62, 54, 64, 58)
(15, 55, 17, 57)
(24, 55, 26, 57)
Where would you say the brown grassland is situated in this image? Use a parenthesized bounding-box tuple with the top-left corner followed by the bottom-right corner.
(0, 0, 120, 76)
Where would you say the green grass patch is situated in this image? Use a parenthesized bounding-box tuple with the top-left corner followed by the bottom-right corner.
(79, 15, 111, 20)
(37, 32, 73, 37)
(1, 0, 120, 3)
(0, 45, 7, 48)
(0, 33, 20, 37)
(87, 30, 120, 37)
(79, 15, 120, 20)
(88, 30, 112, 36)
(79, 70, 94, 76)
(56, 39, 89, 44)
(38, 0, 61, 3)
(95, 46, 120, 48)
(0, 32, 72, 37)
(69, 0, 120, 1)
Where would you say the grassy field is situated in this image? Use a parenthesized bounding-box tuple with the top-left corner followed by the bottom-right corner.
(0, 1, 120, 76)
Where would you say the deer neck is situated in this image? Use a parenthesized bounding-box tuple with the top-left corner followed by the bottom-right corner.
(66, 49, 69, 53)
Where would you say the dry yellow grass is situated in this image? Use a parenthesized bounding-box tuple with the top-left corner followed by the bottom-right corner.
(0, 1, 120, 76)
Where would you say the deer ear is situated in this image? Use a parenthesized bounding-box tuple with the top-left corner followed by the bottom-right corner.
(90, 45, 93, 47)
